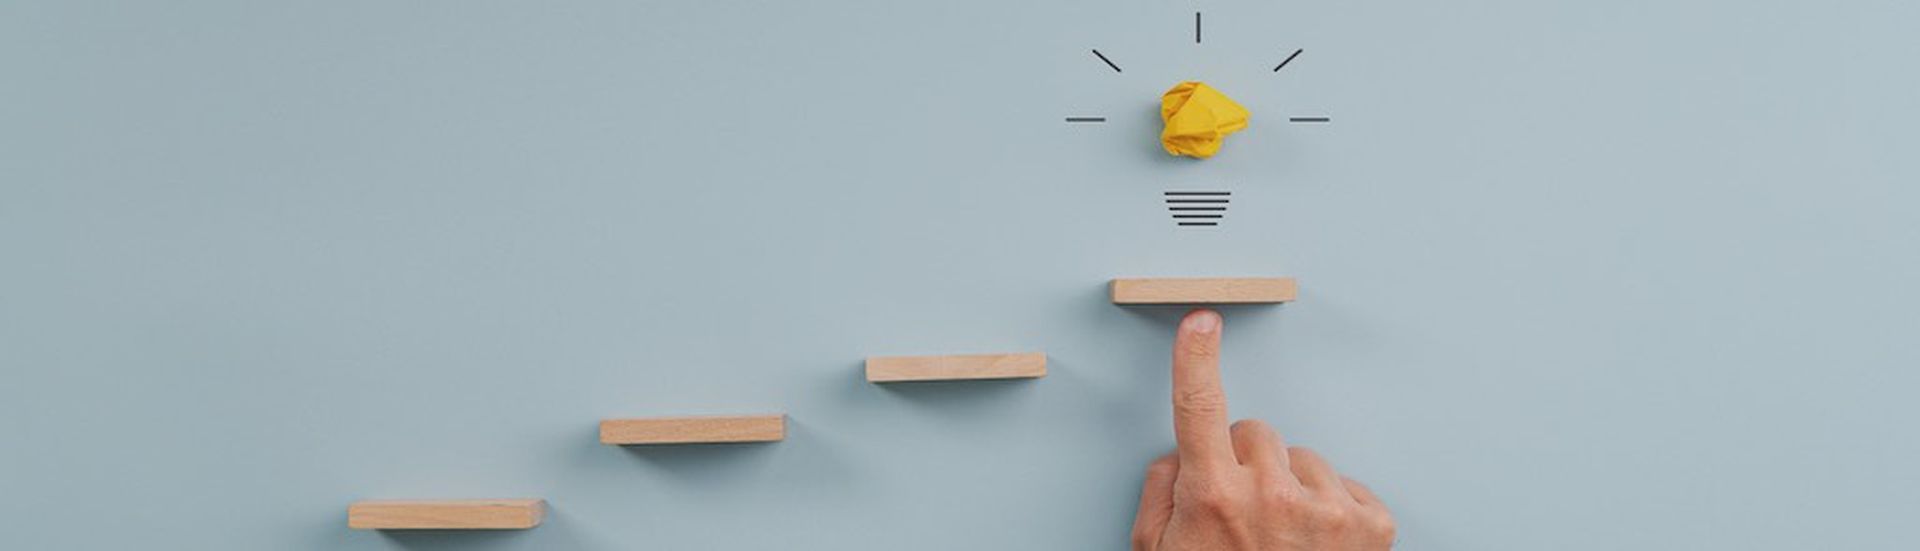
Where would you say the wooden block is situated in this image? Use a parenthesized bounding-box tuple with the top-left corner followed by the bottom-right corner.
(347, 499, 545, 530)
(599, 414, 786, 445)
(866, 352, 1047, 383)
(1110, 277, 1298, 305)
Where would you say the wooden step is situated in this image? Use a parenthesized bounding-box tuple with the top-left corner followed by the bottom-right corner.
(599, 414, 786, 445)
(1110, 277, 1298, 304)
(347, 499, 545, 530)
(866, 352, 1047, 383)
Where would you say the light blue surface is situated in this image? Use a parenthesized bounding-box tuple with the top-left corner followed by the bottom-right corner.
(4, 1, 1919, 549)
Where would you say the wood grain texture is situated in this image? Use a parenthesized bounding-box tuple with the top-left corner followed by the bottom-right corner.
(347, 499, 545, 530)
(598, 414, 787, 445)
(865, 352, 1047, 383)
(1109, 277, 1298, 304)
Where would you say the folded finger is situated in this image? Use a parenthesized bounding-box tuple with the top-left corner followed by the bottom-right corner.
(1229, 419, 1289, 473)
(1287, 446, 1349, 497)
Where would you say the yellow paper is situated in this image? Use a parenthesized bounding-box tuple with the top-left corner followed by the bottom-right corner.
(1160, 81, 1250, 158)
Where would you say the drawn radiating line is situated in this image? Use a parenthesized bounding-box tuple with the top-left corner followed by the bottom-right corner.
(1179, 222, 1220, 226)
(1091, 49, 1123, 73)
(1164, 191, 1231, 196)
(1274, 49, 1304, 72)
(1173, 214, 1225, 219)
(1290, 117, 1332, 123)
(1166, 199, 1229, 204)
(1170, 207, 1227, 211)
(1195, 12, 1202, 43)
(1065, 117, 1107, 123)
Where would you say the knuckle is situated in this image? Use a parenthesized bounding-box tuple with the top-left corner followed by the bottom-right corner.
(1370, 513, 1399, 540)
(1175, 388, 1228, 416)
(1258, 484, 1299, 506)
(1193, 495, 1235, 517)
(1181, 481, 1238, 516)
(1311, 503, 1356, 531)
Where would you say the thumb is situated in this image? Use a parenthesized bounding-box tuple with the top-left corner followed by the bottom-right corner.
(1130, 453, 1179, 550)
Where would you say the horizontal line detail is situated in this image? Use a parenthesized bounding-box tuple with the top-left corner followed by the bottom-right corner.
(1065, 117, 1107, 123)
(1164, 191, 1231, 196)
(1290, 117, 1331, 123)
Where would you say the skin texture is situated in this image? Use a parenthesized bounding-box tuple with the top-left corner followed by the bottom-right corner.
(1131, 310, 1397, 551)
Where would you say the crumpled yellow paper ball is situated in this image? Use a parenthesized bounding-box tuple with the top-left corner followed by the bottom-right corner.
(1160, 81, 1250, 159)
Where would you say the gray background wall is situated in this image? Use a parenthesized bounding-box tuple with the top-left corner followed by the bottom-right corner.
(4, 1, 1917, 549)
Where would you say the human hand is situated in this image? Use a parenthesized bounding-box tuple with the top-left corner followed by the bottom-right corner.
(1131, 310, 1396, 550)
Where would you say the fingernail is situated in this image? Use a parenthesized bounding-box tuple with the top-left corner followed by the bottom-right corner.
(1183, 310, 1220, 334)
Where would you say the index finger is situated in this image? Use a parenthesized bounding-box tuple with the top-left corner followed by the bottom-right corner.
(1172, 309, 1235, 470)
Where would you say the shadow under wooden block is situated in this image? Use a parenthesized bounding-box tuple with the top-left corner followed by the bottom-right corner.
(347, 499, 545, 530)
(599, 414, 787, 445)
(865, 353, 1047, 383)
(1109, 277, 1298, 305)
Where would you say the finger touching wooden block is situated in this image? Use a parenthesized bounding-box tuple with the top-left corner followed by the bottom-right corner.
(347, 499, 545, 530)
(866, 352, 1047, 383)
(599, 414, 787, 445)
(1109, 277, 1298, 304)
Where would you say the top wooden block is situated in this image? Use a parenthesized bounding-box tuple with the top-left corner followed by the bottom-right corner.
(1109, 277, 1298, 305)
(599, 414, 787, 445)
(866, 352, 1047, 383)
(347, 499, 545, 530)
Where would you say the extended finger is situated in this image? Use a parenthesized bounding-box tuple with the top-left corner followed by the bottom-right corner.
(1171, 309, 1234, 470)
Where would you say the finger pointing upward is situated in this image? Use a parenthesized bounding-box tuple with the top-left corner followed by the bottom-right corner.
(1172, 309, 1234, 470)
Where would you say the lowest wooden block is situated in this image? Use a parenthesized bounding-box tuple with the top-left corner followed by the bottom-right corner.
(1109, 277, 1298, 305)
(866, 353, 1047, 383)
(347, 499, 545, 530)
(599, 414, 787, 445)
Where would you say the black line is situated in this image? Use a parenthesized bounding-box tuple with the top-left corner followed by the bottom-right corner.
(1065, 117, 1107, 123)
(1273, 49, 1304, 72)
(1173, 215, 1225, 219)
(1195, 12, 1202, 43)
(1166, 199, 1230, 204)
(1091, 49, 1123, 73)
(1290, 117, 1332, 123)
(1164, 191, 1231, 196)
(1179, 222, 1220, 226)
(1170, 207, 1228, 211)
